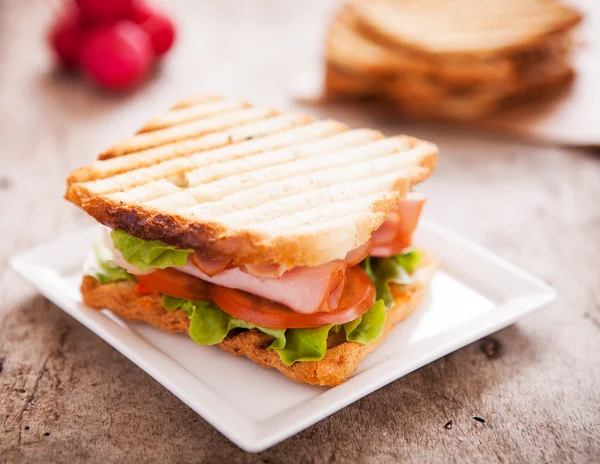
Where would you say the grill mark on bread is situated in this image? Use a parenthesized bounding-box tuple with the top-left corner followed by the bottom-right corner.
(138, 129, 380, 209)
(138, 98, 250, 133)
(169, 94, 223, 110)
(69, 113, 316, 184)
(100, 107, 280, 159)
(88, 120, 350, 198)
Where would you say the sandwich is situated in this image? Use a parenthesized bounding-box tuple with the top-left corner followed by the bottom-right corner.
(325, 0, 582, 120)
(65, 95, 438, 386)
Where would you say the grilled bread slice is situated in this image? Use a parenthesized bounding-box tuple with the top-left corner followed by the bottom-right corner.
(349, 0, 582, 57)
(326, 6, 514, 85)
(65, 95, 437, 268)
(80, 251, 437, 387)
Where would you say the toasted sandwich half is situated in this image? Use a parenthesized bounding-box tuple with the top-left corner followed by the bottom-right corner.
(65, 95, 438, 386)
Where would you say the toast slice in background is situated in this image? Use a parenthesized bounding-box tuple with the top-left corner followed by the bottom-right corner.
(349, 0, 582, 57)
(324, 0, 582, 120)
(65, 95, 437, 268)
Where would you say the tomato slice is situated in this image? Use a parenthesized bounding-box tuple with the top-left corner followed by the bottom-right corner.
(135, 268, 211, 301)
(133, 283, 154, 295)
(210, 266, 376, 329)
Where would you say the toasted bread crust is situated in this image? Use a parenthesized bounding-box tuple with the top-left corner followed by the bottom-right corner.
(65, 96, 438, 267)
(67, 154, 435, 268)
(80, 257, 436, 386)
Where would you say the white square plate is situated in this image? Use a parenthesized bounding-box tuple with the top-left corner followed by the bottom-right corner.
(10, 219, 555, 452)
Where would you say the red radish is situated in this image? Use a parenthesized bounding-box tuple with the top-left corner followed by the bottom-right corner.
(48, 10, 85, 67)
(138, 11, 176, 56)
(129, 0, 154, 23)
(76, 0, 134, 22)
(80, 20, 153, 90)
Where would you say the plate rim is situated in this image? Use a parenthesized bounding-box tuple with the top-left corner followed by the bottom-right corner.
(10, 220, 556, 452)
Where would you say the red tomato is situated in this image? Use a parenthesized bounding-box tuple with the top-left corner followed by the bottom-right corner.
(135, 268, 211, 301)
(48, 9, 85, 67)
(133, 283, 154, 295)
(80, 20, 153, 90)
(210, 266, 376, 329)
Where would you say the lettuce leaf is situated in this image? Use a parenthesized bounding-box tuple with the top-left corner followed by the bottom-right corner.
(189, 301, 233, 345)
(361, 250, 422, 308)
(394, 249, 422, 274)
(110, 230, 193, 272)
(344, 300, 386, 343)
(161, 294, 390, 365)
(162, 294, 197, 317)
(361, 255, 376, 282)
(161, 296, 286, 348)
(84, 243, 133, 284)
(274, 325, 333, 366)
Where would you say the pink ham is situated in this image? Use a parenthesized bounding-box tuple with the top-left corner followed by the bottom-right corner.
(240, 239, 372, 280)
(190, 254, 230, 277)
(109, 245, 348, 314)
(371, 211, 401, 245)
(177, 259, 347, 314)
(370, 192, 426, 256)
(342, 240, 371, 266)
(241, 263, 288, 279)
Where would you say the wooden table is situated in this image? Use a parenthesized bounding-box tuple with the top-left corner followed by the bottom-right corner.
(1, 1, 599, 462)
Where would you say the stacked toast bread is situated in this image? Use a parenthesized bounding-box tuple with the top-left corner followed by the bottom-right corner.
(325, 0, 583, 120)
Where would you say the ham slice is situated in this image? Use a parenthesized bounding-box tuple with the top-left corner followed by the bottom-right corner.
(371, 211, 401, 245)
(240, 240, 371, 279)
(177, 260, 347, 314)
(109, 245, 347, 313)
(241, 263, 288, 279)
(370, 192, 426, 256)
(190, 254, 230, 277)
(342, 240, 371, 266)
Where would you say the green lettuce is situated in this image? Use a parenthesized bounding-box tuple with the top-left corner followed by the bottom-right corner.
(275, 325, 333, 366)
(110, 230, 193, 272)
(162, 295, 195, 316)
(161, 295, 286, 348)
(160, 295, 388, 365)
(84, 243, 133, 284)
(394, 249, 422, 274)
(343, 299, 386, 343)
(361, 249, 422, 308)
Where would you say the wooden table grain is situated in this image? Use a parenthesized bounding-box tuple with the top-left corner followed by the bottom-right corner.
(1, 1, 599, 462)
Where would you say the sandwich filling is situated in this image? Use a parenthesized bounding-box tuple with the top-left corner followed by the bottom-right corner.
(85, 192, 427, 365)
